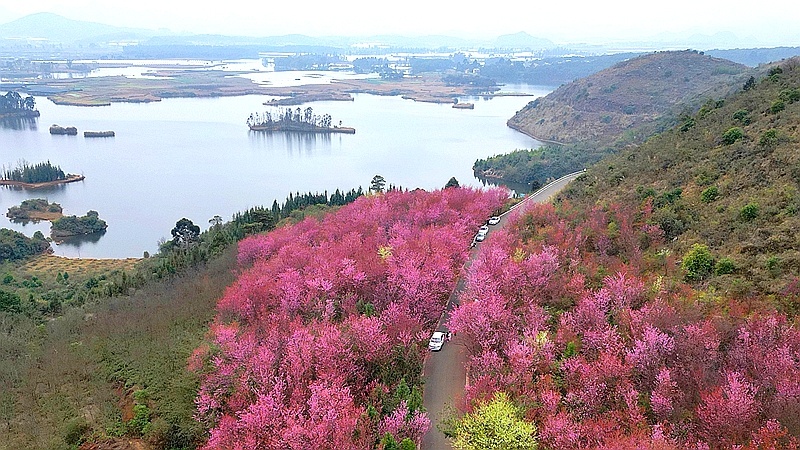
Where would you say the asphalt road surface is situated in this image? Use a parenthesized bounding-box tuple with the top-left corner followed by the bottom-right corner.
(420, 171, 584, 450)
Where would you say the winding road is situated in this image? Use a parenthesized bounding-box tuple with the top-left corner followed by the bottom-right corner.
(420, 171, 584, 450)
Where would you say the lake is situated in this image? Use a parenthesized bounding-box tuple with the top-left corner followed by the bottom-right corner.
(1, 77, 550, 258)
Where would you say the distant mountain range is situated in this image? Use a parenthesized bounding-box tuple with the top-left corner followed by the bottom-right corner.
(0, 12, 557, 50)
(0, 12, 160, 43)
(2, 12, 799, 64)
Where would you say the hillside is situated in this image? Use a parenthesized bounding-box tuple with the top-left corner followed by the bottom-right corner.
(441, 59, 800, 450)
(561, 57, 800, 295)
(508, 50, 750, 147)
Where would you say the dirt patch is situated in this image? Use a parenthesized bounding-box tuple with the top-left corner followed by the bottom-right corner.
(116, 386, 136, 422)
(80, 438, 152, 450)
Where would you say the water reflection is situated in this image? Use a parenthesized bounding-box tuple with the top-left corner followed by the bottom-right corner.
(0, 116, 37, 130)
(43, 72, 90, 79)
(248, 130, 333, 155)
(53, 230, 107, 248)
(475, 173, 534, 197)
(1, 183, 70, 194)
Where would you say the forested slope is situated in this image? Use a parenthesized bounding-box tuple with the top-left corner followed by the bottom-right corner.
(562, 57, 800, 294)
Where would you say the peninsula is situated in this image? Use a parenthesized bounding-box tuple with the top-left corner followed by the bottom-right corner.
(1, 161, 84, 189)
(0, 174, 85, 189)
(247, 107, 355, 134)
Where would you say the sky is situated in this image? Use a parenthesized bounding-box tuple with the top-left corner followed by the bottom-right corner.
(1, 0, 799, 47)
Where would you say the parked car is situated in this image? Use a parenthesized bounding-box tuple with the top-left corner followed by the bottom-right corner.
(488, 216, 500, 225)
(428, 331, 445, 351)
(479, 224, 489, 233)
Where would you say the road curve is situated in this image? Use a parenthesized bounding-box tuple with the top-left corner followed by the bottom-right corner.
(420, 171, 584, 450)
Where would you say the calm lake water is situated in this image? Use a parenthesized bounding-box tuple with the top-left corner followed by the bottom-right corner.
(1, 79, 550, 258)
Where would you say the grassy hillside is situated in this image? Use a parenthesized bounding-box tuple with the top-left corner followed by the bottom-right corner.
(508, 50, 749, 147)
(561, 57, 800, 296)
(0, 247, 236, 450)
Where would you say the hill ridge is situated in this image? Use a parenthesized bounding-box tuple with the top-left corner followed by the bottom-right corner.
(508, 50, 750, 147)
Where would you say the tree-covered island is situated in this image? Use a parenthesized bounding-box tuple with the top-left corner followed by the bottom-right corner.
(50, 210, 108, 240)
(247, 106, 355, 134)
(7, 199, 63, 222)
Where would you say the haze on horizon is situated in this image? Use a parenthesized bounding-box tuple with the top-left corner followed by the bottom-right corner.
(1, 0, 799, 47)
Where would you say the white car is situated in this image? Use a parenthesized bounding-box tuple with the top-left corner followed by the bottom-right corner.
(479, 225, 489, 233)
(428, 331, 445, 351)
(488, 216, 500, 225)
(475, 231, 487, 242)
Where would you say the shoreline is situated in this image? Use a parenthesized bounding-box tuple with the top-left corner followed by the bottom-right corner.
(506, 121, 569, 146)
(0, 110, 40, 119)
(0, 174, 85, 189)
(249, 124, 355, 134)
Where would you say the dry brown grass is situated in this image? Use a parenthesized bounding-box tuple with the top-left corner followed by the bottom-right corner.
(20, 255, 140, 280)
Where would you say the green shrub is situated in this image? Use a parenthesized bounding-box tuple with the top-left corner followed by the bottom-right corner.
(400, 438, 416, 450)
(767, 256, 781, 277)
(680, 117, 696, 132)
(701, 186, 719, 203)
(715, 257, 736, 275)
(64, 418, 91, 446)
(732, 109, 751, 125)
(779, 88, 800, 104)
(128, 403, 151, 436)
(451, 392, 537, 450)
(0, 289, 21, 313)
(740, 203, 759, 222)
(682, 243, 715, 282)
(759, 129, 780, 148)
(770, 100, 786, 114)
(721, 127, 743, 145)
(743, 76, 756, 91)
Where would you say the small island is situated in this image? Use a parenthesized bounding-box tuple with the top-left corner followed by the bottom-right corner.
(0, 91, 40, 119)
(84, 130, 115, 138)
(7, 199, 63, 222)
(50, 210, 108, 240)
(247, 106, 355, 134)
(49, 124, 78, 135)
(0, 160, 84, 189)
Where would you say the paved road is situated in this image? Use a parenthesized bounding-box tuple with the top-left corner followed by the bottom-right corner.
(420, 171, 583, 450)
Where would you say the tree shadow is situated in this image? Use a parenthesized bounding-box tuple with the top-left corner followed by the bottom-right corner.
(0, 116, 37, 131)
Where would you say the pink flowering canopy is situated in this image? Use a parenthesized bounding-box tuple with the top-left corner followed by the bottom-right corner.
(193, 187, 506, 449)
(448, 201, 800, 449)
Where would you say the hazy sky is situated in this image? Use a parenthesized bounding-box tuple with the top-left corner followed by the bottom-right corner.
(1, 0, 799, 46)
